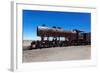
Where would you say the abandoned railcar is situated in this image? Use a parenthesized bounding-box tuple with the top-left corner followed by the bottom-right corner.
(30, 25, 91, 49)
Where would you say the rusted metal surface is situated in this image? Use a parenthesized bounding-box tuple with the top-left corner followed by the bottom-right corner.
(37, 26, 76, 37)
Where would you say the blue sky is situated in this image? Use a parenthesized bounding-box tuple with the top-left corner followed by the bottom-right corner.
(23, 10, 91, 40)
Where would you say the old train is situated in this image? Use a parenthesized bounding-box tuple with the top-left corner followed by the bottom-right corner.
(29, 25, 91, 49)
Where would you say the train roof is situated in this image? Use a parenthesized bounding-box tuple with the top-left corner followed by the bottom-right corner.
(37, 26, 77, 37)
(37, 26, 74, 33)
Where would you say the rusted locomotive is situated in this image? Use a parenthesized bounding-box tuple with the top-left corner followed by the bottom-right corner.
(30, 25, 91, 49)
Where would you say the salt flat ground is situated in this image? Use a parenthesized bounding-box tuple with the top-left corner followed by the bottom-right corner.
(23, 45, 91, 62)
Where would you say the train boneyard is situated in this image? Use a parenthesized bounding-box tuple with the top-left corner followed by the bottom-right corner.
(29, 25, 91, 50)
